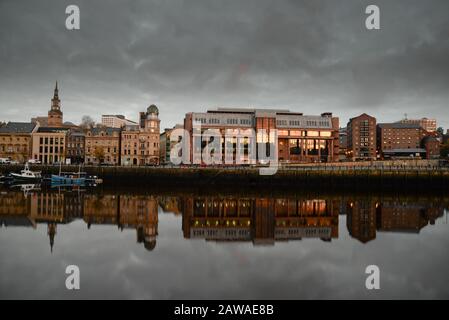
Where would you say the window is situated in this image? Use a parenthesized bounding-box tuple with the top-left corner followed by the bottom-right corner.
(277, 120, 287, 126)
(288, 120, 300, 126)
(226, 118, 238, 125)
(194, 118, 206, 124)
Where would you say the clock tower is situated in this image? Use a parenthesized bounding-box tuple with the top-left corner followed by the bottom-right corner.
(48, 81, 63, 127)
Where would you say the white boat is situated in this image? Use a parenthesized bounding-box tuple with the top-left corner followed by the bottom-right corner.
(10, 163, 42, 181)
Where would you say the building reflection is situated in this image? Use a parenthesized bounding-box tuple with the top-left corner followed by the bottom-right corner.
(178, 196, 339, 245)
(1, 187, 448, 250)
(0, 189, 158, 252)
(346, 199, 446, 243)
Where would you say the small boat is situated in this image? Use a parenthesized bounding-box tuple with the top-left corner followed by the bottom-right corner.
(10, 163, 42, 181)
(51, 164, 102, 186)
(51, 172, 86, 186)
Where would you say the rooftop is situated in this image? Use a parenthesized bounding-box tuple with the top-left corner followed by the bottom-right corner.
(0, 122, 36, 134)
(202, 107, 329, 117)
(89, 127, 121, 136)
(37, 127, 70, 133)
(383, 148, 426, 154)
(378, 123, 422, 129)
(213, 107, 291, 114)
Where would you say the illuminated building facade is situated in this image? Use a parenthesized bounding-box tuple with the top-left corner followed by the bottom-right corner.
(180, 196, 339, 245)
(183, 108, 339, 164)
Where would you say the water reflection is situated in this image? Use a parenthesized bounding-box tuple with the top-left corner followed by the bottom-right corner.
(0, 185, 447, 252)
(346, 199, 445, 243)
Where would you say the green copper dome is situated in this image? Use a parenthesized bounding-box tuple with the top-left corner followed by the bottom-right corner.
(147, 104, 159, 116)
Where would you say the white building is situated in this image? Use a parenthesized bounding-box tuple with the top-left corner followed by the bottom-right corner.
(101, 115, 137, 128)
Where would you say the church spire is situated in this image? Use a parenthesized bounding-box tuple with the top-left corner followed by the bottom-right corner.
(54, 81, 59, 99)
(48, 81, 63, 127)
(47, 223, 57, 254)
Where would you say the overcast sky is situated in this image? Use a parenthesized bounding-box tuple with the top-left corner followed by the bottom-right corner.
(0, 0, 448, 130)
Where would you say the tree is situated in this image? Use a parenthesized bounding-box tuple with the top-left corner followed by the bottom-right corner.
(0, 121, 5, 128)
(94, 147, 105, 164)
(80, 115, 95, 130)
(437, 127, 444, 136)
(95, 123, 107, 129)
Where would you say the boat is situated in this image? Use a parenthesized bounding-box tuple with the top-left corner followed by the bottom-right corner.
(51, 164, 102, 187)
(51, 171, 86, 186)
(10, 163, 42, 181)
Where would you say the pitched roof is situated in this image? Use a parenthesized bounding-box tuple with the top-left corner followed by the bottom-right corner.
(37, 127, 70, 133)
(0, 122, 36, 134)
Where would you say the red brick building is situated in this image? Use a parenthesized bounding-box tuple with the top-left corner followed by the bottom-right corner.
(346, 113, 377, 160)
(377, 123, 440, 159)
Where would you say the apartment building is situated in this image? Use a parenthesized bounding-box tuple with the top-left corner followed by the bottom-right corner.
(398, 117, 437, 132)
(160, 124, 184, 164)
(101, 115, 137, 128)
(377, 123, 438, 159)
(85, 127, 121, 165)
(346, 113, 377, 160)
(31, 127, 69, 164)
(66, 130, 85, 164)
(121, 105, 160, 166)
(0, 122, 38, 163)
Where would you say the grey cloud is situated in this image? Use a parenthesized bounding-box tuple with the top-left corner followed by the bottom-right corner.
(0, 0, 448, 128)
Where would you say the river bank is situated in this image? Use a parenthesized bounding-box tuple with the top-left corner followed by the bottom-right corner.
(1, 159, 449, 190)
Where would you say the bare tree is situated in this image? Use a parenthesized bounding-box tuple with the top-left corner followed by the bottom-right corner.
(80, 115, 95, 130)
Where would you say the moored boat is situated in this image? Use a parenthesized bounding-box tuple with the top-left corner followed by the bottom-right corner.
(10, 163, 42, 181)
(51, 172, 86, 186)
(50, 164, 102, 186)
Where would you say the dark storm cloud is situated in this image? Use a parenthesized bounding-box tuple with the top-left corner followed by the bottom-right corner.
(0, 0, 448, 128)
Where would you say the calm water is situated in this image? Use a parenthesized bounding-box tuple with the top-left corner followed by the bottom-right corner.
(0, 183, 448, 299)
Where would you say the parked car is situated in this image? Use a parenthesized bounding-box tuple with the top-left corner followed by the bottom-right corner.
(0, 158, 11, 164)
(28, 159, 42, 164)
(9, 160, 19, 165)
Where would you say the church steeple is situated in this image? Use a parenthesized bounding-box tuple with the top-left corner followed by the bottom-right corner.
(48, 81, 63, 127)
(54, 81, 59, 99)
(47, 223, 57, 253)
(51, 81, 60, 110)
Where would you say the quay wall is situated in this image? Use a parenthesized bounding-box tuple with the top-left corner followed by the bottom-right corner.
(1, 160, 449, 190)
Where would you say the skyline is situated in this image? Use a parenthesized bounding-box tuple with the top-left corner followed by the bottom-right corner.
(1, 0, 449, 130)
(1, 80, 445, 130)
